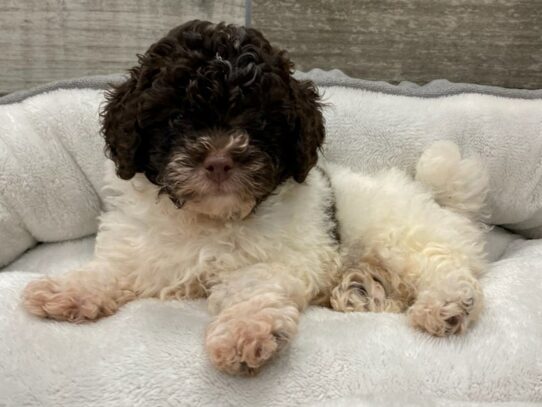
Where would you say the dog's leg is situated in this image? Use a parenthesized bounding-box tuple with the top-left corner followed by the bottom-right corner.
(205, 263, 307, 375)
(23, 261, 135, 323)
(331, 246, 483, 336)
(408, 142, 486, 335)
(407, 262, 484, 336)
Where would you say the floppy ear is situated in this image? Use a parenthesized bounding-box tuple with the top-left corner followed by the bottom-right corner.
(101, 28, 196, 181)
(101, 68, 146, 180)
(290, 79, 325, 183)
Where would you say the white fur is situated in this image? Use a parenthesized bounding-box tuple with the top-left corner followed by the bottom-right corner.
(23, 141, 489, 374)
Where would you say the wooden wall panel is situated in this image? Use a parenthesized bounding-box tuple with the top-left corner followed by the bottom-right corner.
(3, 1, 542, 93)
(0, 0, 245, 94)
(252, 0, 542, 89)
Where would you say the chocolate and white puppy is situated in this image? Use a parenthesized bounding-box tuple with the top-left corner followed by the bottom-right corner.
(23, 21, 489, 375)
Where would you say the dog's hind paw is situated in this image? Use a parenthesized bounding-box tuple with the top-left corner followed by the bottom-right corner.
(407, 280, 483, 336)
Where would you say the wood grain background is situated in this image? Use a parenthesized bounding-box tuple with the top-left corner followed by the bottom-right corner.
(0, 0, 245, 94)
(2, 0, 542, 94)
(253, 0, 542, 89)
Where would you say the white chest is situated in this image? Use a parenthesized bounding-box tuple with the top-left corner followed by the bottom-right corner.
(97, 165, 340, 297)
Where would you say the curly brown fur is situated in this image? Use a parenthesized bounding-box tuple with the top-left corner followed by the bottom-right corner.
(101, 20, 324, 216)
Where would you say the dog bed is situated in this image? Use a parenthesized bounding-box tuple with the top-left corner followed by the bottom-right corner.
(1, 70, 541, 406)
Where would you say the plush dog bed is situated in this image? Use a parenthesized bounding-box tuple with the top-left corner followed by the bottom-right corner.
(1, 70, 541, 406)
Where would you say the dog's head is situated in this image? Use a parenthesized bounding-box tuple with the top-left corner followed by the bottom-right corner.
(102, 20, 324, 219)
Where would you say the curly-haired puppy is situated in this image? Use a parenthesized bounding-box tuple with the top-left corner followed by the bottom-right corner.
(23, 21, 489, 375)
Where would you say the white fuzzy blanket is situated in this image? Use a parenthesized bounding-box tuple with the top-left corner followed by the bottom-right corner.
(1, 72, 542, 405)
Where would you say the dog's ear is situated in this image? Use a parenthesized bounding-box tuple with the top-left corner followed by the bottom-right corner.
(101, 66, 151, 180)
(101, 29, 197, 181)
(290, 79, 325, 183)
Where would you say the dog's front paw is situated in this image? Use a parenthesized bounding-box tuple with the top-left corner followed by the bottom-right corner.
(205, 300, 298, 375)
(206, 316, 283, 375)
(23, 278, 124, 323)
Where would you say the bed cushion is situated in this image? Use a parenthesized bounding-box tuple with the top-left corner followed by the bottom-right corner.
(0, 230, 540, 406)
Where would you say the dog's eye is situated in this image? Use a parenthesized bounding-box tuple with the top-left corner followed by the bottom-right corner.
(254, 118, 267, 131)
(170, 113, 184, 126)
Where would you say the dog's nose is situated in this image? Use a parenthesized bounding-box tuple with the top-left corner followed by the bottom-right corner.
(204, 155, 234, 183)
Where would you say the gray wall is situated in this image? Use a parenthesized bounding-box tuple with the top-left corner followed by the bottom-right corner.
(2, 0, 542, 94)
(0, 0, 245, 94)
(253, 0, 542, 89)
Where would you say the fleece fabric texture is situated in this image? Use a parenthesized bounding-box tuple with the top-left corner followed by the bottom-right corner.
(0, 88, 106, 266)
(1, 232, 541, 406)
(0, 71, 541, 405)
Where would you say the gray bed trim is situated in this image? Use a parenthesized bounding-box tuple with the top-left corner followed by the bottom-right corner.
(0, 74, 125, 105)
(295, 69, 542, 99)
(1, 69, 542, 106)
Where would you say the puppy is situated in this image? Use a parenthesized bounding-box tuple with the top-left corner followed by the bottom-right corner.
(23, 21, 488, 375)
